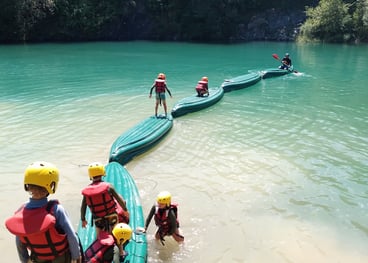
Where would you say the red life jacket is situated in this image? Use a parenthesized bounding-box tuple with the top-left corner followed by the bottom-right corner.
(154, 203, 179, 235)
(155, 79, 166, 93)
(82, 182, 116, 218)
(196, 81, 208, 92)
(84, 231, 115, 263)
(5, 200, 69, 260)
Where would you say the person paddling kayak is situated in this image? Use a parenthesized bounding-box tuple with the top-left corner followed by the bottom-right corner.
(279, 53, 292, 70)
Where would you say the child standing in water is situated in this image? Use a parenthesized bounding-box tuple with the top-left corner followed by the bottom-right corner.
(144, 191, 184, 244)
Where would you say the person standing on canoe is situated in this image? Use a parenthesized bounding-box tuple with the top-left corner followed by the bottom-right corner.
(80, 162, 129, 235)
(144, 191, 184, 245)
(279, 53, 292, 70)
(195, 76, 209, 97)
(5, 161, 82, 263)
(149, 73, 172, 117)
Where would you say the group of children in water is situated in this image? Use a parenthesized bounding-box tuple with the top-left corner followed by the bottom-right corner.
(5, 161, 184, 263)
(5, 53, 293, 262)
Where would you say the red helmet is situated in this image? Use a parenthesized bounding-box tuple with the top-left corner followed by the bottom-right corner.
(157, 73, 166, 80)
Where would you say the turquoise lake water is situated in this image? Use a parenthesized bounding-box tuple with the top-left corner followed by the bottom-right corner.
(0, 41, 367, 262)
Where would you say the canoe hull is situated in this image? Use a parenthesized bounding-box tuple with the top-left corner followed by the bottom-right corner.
(109, 115, 173, 165)
(221, 72, 261, 93)
(261, 68, 292, 79)
(171, 87, 224, 118)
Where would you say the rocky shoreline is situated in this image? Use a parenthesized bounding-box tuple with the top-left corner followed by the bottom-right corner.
(234, 9, 306, 42)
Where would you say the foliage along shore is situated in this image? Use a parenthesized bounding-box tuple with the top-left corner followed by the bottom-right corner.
(0, 0, 367, 44)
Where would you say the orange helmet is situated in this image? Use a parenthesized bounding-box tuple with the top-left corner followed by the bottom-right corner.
(201, 76, 208, 82)
(157, 73, 166, 80)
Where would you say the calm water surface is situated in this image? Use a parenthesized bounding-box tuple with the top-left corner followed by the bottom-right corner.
(0, 41, 367, 262)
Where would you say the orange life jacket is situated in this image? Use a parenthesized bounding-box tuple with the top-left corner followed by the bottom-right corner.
(155, 79, 166, 93)
(5, 200, 69, 260)
(84, 231, 115, 263)
(82, 182, 116, 218)
(154, 204, 179, 235)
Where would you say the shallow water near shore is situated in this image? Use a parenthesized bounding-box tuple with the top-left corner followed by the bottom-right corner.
(0, 41, 367, 262)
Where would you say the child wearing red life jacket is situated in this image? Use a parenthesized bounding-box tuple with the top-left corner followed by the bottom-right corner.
(195, 76, 209, 97)
(144, 191, 184, 245)
(84, 223, 132, 263)
(149, 72, 172, 117)
(5, 161, 82, 263)
(80, 162, 129, 235)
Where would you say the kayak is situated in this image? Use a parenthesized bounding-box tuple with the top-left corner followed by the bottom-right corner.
(221, 72, 261, 93)
(171, 87, 224, 118)
(109, 114, 173, 165)
(261, 68, 293, 79)
(77, 161, 147, 263)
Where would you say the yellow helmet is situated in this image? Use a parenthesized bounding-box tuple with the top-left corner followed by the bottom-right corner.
(112, 223, 132, 246)
(24, 161, 59, 194)
(157, 191, 171, 206)
(201, 76, 208, 82)
(88, 162, 106, 179)
(157, 73, 166, 80)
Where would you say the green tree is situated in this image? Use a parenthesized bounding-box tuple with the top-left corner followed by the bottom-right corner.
(298, 0, 352, 43)
(14, 0, 56, 42)
(0, 0, 19, 42)
(352, 0, 368, 42)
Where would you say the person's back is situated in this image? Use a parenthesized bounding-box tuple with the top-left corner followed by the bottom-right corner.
(82, 180, 116, 216)
(81, 162, 129, 233)
(195, 76, 209, 97)
(5, 161, 81, 263)
(149, 73, 172, 117)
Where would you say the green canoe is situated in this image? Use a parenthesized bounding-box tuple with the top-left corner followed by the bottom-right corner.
(109, 114, 173, 165)
(221, 72, 261, 93)
(171, 87, 224, 118)
(260, 68, 293, 79)
(77, 161, 147, 262)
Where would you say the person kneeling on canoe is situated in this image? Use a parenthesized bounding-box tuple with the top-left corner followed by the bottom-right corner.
(80, 162, 129, 236)
(196, 76, 209, 97)
(84, 222, 132, 263)
(279, 53, 292, 70)
(144, 191, 184, 245)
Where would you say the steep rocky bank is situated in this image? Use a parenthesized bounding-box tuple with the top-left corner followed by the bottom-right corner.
(240, 9, 306, 42)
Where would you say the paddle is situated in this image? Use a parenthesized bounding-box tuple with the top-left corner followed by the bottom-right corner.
(272, 53, 298, 73)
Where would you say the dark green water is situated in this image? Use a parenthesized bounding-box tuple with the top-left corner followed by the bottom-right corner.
(1, 41, 367, 262)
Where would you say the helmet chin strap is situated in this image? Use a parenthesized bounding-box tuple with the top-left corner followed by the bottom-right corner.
(50, 182, 56, 193)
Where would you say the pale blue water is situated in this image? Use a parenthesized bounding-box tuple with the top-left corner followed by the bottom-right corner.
(1, 42, 367, 262)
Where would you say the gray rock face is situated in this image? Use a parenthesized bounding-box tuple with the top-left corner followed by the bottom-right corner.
(238, 9, 306, 41)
